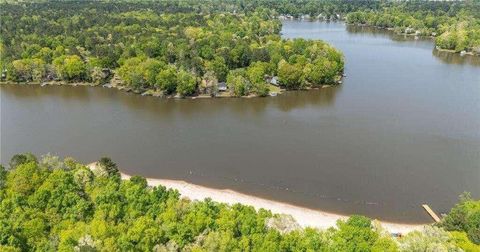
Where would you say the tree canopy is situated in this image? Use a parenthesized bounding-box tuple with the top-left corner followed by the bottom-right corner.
(0, 153, 479, 251)
(0, 1, 344, 97)
(345, 0, 480, 54)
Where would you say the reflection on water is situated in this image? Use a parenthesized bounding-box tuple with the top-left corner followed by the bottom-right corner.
(1, 84, 341, 115)
(345, 24, 393, 36)
(432, 49, 480, 66)
(345, 24, 480, 66)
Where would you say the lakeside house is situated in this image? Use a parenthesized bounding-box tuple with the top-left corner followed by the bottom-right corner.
(267, 76, 279, 86)
(1, 69, 7, 80)
(218, 82, 228, 91)
(301, 14, 311, 20)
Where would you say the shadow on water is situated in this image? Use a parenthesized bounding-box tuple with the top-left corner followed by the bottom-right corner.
(432, 49, 480, 66)
(346, 24, 433, 43)
(1, 84, 90, 100)
(1, 84, 342, 117)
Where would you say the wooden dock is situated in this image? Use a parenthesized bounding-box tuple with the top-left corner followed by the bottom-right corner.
(422, 204, 441, 223)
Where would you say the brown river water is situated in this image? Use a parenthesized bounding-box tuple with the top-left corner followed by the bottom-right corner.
(1, 21, 479, 223)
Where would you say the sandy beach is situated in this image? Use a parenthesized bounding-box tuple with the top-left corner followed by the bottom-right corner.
(88, 162, 425, 234)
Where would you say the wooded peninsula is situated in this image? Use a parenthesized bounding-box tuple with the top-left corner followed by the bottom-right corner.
(2, 0, 478, 98)
(1, 1, 345, 98)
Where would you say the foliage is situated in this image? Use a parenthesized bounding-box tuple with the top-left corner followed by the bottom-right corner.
(53, 55, 87, 81)
(227, 70, 250, 97)
(7, 59, 46, 82)
(98, 157, 120, 178)
(450, 231, 480, 252)
(1, 153, 477, 251)
(117, 57, 165, 89)
(176, 70, 197, 96)
(8, 153, 37, 170)
(277, 60, 304, 89)
(0, 165, 6, 190)
(440, 192, 480, 245)
(398, 226, 462, 252)
(345, 1, 480, 53)
(1, 1, 344, 96)
(156, 65, 178, 94)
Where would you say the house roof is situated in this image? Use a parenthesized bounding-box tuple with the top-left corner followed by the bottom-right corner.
(270, 76, 278, 84)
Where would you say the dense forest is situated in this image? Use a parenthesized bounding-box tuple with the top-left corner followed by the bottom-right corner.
(0, 1, 344, 97)
(346, 1, 480, 54)
(0, 153, 479, 251)
(2, 0, 477, 97)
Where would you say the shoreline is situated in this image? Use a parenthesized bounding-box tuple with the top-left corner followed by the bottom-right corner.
(344, 23, 479, 56)
(88, 162, 426, 234)
(283, 19, 479, 57)
(0, 81, 340, 99)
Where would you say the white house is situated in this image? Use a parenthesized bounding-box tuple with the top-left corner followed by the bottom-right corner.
(218, 82, 228, 91)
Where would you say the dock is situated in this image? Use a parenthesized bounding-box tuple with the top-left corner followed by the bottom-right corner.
(422, 204, 441, 223)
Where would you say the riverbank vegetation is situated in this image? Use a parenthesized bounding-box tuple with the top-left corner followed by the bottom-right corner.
(0, 1, 344, 98)
(2, 0, 476, 99)
(346, 1, 480, 55)
(1, 153, 479, 251)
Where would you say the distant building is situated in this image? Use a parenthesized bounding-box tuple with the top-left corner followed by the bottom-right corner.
(269, 76, 279, 86)
(218, 82, 227, 91)
(1, 69, 7, 80)
(302, 14, 311, 20)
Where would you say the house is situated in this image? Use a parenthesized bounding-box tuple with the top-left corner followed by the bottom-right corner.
(218, 82, 227, 91)
(269, 76, 279, 86)
(1, 69, 6, 80)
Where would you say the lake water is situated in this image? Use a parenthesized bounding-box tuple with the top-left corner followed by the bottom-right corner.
(1, 21, 479, 223)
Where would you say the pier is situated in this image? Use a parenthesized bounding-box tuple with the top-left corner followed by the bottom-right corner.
(422, 204, 441, 223)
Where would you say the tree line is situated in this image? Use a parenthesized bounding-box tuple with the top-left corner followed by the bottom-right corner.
(0, 1, 344, 97)
(1, 153, 479, 251)
(345, 0, 480, 54)
(2, 0, 476, 98)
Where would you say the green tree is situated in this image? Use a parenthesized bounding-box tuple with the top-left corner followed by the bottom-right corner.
(450, 231, 480, 252)
(156, 65, 178, 94)
(277, 60, 304, 89)
(9, 153, 38, 170)
(117, 57, 163, 89)
(53, 55, 87, 81)
(246, 61, 267, 85)
(29, 169, 93, 221)
(399, 226, 461, 251)
(331, 215, 379, 251)
(98, 157, 119, 178)
(0, 165, 6, 189)
(117, 57, 145, 89)
(304, 58, 338, 86)
(6, 161, 45, 196)
(441, 193, 480, 244)
(34, 47, 53, 64)
(176, 70, 197, 96)
(227, 70, 249, 97)
(206, 56, 229, 82)
(8, 59, 46, 82)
